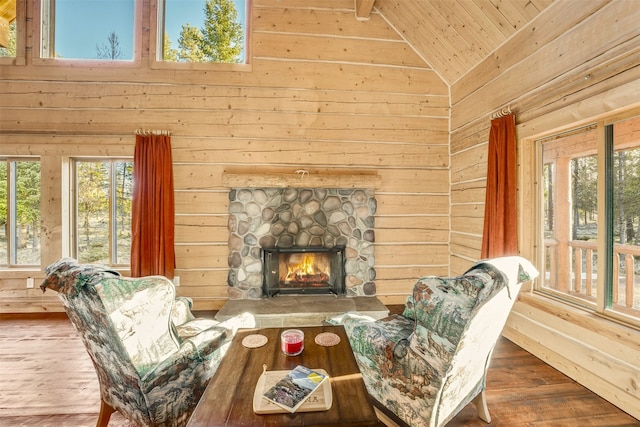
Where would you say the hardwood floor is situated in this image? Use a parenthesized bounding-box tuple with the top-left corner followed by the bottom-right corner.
(0, 311, 637, 427)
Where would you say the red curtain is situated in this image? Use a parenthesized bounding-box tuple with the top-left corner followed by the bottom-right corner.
(481, 114, 518, 258)
(131, 133, 176, 278)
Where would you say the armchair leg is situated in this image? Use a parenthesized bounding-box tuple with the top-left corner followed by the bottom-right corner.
(472, 391, 491, 423)
(374, 406, 401, 427)
(97, 398, 116, 427)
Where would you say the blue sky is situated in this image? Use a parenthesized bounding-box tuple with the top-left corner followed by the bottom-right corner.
(54, 0, 246, 60)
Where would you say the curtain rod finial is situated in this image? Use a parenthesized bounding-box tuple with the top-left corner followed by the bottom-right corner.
(490, 106, 513, 120)
(135, 129, 172, 136)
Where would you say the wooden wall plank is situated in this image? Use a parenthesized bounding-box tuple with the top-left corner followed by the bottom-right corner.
(1, 59, 447, 94)
(254, 33, 426, 67)
(1, 81, 449, 117)
(375, 243, 449, 266)
(375, 215, 449, 243)
(253, 8, 400, 39)
(451, 181, 485, 204)
(173, 166, 448, 193)
(175, 245, 229, 269)
(450, 144, 488, 183)
(0, 109, 447, 143)
(172, 139, 449, 168)
(175, 215, 229, 243)
(376, 194, 449, 215)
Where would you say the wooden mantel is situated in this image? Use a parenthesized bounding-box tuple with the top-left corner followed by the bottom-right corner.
(222, 171, 382, 189)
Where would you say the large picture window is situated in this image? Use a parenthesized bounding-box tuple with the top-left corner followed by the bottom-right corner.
(41, 0, 134, 60)
(157, 0, 247, 63)
(73, 159, 133, 266)
(539, 114, 640, 322)
(0, 158, 41, 267)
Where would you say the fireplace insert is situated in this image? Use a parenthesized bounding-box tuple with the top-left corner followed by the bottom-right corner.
(262, 246, 346, 297)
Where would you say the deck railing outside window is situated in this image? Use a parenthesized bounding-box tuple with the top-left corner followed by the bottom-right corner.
(544, 239, 640, 315)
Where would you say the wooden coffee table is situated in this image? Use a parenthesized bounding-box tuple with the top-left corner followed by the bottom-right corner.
(187, 325, 378, 426)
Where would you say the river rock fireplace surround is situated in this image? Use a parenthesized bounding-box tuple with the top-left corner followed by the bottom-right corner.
(225, 174, 379, 300)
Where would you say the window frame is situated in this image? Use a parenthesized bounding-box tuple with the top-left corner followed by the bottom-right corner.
(71, 157, 133, 268)
(0, 157, 41, 268)
(34, 0, 142, 67)
(527, 108, 640, 328)
(149, 0, 252, 71)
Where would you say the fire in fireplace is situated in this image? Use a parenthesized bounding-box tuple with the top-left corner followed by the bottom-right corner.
(262, 247, 345, 297)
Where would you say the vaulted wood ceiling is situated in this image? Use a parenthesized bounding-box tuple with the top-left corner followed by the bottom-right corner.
(372, 0, 554, 84)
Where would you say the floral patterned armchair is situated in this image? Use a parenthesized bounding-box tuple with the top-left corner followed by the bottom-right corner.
(40, 258, 254, 427)
(330, 256, 538, 427)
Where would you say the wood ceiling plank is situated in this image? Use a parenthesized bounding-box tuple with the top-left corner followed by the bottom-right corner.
(488, 0, 530, 31)
(470, 0, 516, 38)
(377, 0, 464, 82)
(456, 0, 508, 47)
(439, 0, 497, 54)
(429, 0, 487, 63)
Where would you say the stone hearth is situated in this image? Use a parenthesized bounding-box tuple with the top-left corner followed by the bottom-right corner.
(215, 295, 389, 327)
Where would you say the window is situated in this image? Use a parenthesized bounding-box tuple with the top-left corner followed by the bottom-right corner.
(41, 0, 134, 60)
(0, 159, 41, 267)
(73, 159, 133, 266)
(157, 0, 247, 63)
(539, 114, 640, 322)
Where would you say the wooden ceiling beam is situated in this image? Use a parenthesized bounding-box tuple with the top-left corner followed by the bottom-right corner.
(355, 0, 375, 21)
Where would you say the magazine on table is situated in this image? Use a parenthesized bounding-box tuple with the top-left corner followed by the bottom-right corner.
(262, 365, 328, 413)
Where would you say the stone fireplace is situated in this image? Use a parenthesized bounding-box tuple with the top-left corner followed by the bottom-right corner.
(226, 187, 377, 299)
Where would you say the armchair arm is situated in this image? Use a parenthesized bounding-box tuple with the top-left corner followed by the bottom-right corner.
(182, 325, 231, 359)
(140, 343, 201, 393)
(140, 313, 256, 392)
(338, 313, 414, 361)
(171, 296, 196, 327)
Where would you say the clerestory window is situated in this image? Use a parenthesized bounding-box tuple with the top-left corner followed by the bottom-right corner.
(157, 0, 247, 63)
(40, 0, 135, 60)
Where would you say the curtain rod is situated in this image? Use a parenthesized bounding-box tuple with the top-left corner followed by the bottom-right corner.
(135, 129, 172, 136)
(489, 106, 512, 120)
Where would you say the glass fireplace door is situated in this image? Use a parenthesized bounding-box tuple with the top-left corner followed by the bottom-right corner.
(262, 247, 345, 296)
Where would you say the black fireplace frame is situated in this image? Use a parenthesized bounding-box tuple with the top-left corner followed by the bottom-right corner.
(262, 246, 346, 297)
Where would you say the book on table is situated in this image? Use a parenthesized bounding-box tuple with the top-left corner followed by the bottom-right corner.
(258, 365, 330, 414)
